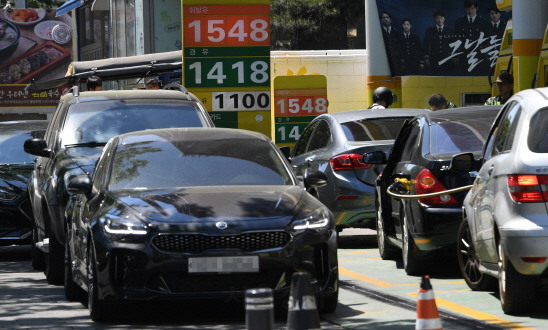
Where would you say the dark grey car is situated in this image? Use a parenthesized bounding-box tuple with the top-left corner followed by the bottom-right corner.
(289, 109, 430, 231)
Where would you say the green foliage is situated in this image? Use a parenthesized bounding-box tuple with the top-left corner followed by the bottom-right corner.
(270, 0, 364, 50)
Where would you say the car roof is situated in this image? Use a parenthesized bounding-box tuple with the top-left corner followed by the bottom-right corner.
(328, 108, 431, 123)
(509, 88, 548, 115)
(116, 128, 270, 146)
(62, 90, 201, 104)
(421, 105, 502, 124)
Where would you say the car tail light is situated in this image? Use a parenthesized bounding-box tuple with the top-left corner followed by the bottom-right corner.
(330, 153, 372, 171)
(521, 257, 547, 263)
(508, 174, 548, 203)
(415, 169, 458, 205)
(337, 195, 358, 200)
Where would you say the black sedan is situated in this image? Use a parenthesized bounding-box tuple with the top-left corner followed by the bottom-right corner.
(367, 106, 500, 275)
(65, 128, 338, 321)
(0, 120, 47, 246)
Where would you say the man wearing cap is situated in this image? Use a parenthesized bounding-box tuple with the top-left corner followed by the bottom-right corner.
(485, 71, 514, 105)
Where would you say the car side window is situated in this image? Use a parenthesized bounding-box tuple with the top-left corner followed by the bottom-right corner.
(293, 121, 319, 157)
(49, 104, 69, 151)
(492, 101, 521, 156)
(399, 123, 421, 162)
(44, 102, 63, 145)
(92, 141, 113, 193)
(308, 120, 331, 152)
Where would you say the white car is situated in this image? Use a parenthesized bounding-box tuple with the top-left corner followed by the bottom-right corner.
(459, 87, 548, 314)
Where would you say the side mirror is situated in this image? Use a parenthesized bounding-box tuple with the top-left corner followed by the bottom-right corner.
(24, 139, 51, 158)
(67, 175, 92, 197)
(304, 169, 328, 189)
(279, 146, 291, 160)
(451, 152, 474, 172)
(363, 151, 387, 165)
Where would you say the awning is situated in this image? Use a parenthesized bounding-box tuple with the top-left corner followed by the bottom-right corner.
(25, 51, 183, 93)
(56, 0, 92, 17)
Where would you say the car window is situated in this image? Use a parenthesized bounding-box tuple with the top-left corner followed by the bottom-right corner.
(60, 100, 209, 147)
(0, 122, 48, 165)
(493, 102, 521, 156)
(528, 108, 548, 153)
(399, 124, 421, 162)
(92, 140, 114, 192)
(341, 117, 411, 141)
(293, 121, 318, 157)
(308, 120, 331, 152)
(45, 102, 62, 146)
(109, 139, 294, 190)
(430, 114, 495, 156)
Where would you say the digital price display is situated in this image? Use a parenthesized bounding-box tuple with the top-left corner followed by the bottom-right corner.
(182, 1, 271, 136)
(273, 75, 329, 148)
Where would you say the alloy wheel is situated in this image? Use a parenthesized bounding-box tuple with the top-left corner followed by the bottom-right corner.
(87, 247, 94, 313)
(377, 206, 385, 255)
(498, 241, 506, 306)
(459, 223, 482, 283)
(402, 213, 409, 267)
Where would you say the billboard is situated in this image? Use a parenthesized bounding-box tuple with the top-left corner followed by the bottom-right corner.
(377, 0, 511, 76)
(0, 8, 72, 107)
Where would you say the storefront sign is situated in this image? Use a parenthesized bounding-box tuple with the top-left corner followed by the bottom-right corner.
(182, 0, 271, 137)
(0, 85, 69, 107)
(273, 75, 328, 148)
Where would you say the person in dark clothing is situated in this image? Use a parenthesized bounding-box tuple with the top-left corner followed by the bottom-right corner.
(488, 5, 506, 42)
(428, 94, 457, 110)
(423, 10, 456, 75)
(396, 18, 424, 75)
(454, 0, 490, 75)
(380, 11, 399, 76)
(485, 71, 514, 105)
(86, 76, 102, 91)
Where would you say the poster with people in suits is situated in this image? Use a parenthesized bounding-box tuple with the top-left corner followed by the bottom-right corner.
(377, 0, 511, 77)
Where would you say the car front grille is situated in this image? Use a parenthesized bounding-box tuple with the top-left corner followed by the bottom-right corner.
(151, 231, 292, 254)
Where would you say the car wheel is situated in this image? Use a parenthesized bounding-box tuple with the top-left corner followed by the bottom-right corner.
(31, 227, 45, 271)
(64, 227, 85, 301)
(498, 240, 537, 314)
(88, 242, 116, 321)
(376, 199, 398, 260)
(318, 289, 338, 314)
(457, 218, 496, 291)
(401, 205, 426, 275)
(45, 221, 64, 285)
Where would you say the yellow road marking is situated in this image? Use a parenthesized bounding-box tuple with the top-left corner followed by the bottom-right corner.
(339, 267, 465, 287)
(338, 251, 379, 255)
(408, 293, 536, 330)
(415, 237, 435, 244)
(335, 211, 348, 226)
(414, 289, 470, 293)
(391, 281, 466, 287)
(340, 258, 382, 261)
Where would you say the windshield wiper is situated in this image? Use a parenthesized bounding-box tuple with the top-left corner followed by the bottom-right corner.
(64, 142, 107, 148)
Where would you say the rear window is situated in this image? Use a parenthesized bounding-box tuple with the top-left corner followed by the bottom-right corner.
(528, 109, 548, 153)
(341, 117, 411, 141)
(430, 117, 493, 155)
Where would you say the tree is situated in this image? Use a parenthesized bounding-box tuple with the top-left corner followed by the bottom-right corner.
(270, 0, 365, 50)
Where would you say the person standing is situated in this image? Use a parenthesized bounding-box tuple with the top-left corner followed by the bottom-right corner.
(423, 10, 456, 75)
(454, 0, 490, 75)
(488, 6, 506, 42)
(86, 76, 102, 91)
(380, 11, 399, 76)
(485, 71, 514, 105)
(428, 94, 457, 110)
(396, 18, 424, 75)
(369, 87, 396, 109)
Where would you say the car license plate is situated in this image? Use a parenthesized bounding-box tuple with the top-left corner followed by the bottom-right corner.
(188, 256, 259, 273)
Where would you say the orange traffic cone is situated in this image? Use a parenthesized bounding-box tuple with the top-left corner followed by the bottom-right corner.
(416, 276, 442, 330)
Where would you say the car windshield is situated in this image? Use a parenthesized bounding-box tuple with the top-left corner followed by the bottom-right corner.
(430, 116, 494, 155)
(109, 139, 294, 190)
(341, 117, 411, 141)
(60, 100, 209, 147)
(528, 108, 548, 153)
(0, 122, 46, 165)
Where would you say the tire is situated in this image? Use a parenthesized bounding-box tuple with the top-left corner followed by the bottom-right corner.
(88, 243, 117, 322)
(31, 227, 45, 271)
(401, 205, 426, 275)
(64, 227, 85, 301)
(376, 199, 399, 260)
(318, 289, 338, 314)
(457, 218, 496, 291)
(45, 219, 64, 285)
(498, 240, 537, 314)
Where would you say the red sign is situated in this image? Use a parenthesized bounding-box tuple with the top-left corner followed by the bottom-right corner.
(0, 85, 69, 107)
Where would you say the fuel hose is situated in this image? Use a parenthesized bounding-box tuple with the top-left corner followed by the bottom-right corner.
(386, 185, 473, 199)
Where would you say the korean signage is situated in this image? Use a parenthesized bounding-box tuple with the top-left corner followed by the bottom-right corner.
(376, 0, 511, 76)
(0, 85, 69, 107)
(182, 0, 271, 137)
(274, 75, 328, 148)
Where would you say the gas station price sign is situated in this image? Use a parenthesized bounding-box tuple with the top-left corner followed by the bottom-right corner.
(182, 0, 271, 136)
(273, 75, 328, 148)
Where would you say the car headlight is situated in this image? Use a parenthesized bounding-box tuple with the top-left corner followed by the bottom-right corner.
(292, 207, 330, 230)
(0, 188, 17, 201)
(103, 216, 148, 238)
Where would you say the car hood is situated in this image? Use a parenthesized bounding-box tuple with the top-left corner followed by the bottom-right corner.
(0, 164, 33, 194)
(64, 147, 104, 175)
(111, 185, 305, 223)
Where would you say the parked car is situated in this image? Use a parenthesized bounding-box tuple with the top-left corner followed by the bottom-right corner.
(459, 89, 548, 314)
(23, 89, 214, 284)
(289, 109, 429, 231)
(64, 127, 338, 321)
(0, 120, 47, 246)
(367, 106, 501, 275)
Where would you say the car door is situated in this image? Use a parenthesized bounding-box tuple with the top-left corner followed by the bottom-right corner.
(291, 120, 319, 180)
(473, 101, 521, 263)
